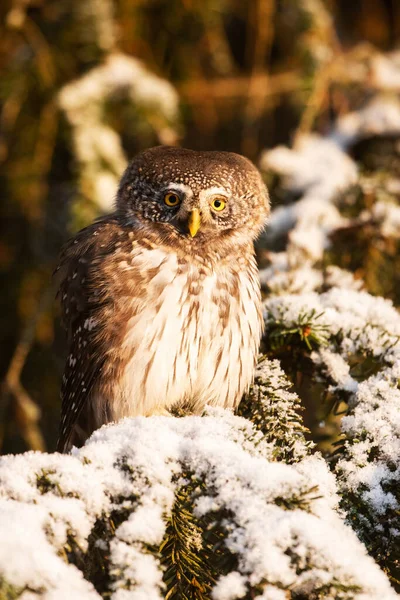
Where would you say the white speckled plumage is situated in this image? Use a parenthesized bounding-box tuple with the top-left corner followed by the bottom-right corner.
(56, 146, 270, 452)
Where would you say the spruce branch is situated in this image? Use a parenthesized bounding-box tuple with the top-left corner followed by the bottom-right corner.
(265, 308, 330, 352)
(239, 357, 314, 463)
(160, 474, 236, 600)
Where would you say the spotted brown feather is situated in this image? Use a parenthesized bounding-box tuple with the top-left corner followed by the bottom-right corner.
(56, 146, 270, 453)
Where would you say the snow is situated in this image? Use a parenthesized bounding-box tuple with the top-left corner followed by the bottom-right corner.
(212, 572, 247, 600)
(371, 199, 400, 238)
(0, 410, 396, 599)
(324, 265, 364, 291)
(337, 364, 400, 518)
(259, 257, 324, 294)
(259, 135, 356, 282)
(371, 51, 400, 91)
(0, 500, 99, 599)
(260, 135, 358, 202)
(312, 348, 358, 393)
(332, 96, 400, 148)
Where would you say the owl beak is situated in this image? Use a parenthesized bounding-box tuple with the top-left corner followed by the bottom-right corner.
(188, 208, 201, 237)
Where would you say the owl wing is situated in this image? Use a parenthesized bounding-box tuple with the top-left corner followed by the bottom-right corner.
(55, 215, 122, 453)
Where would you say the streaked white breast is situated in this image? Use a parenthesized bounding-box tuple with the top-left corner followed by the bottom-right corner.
(115, 247, 261, 418)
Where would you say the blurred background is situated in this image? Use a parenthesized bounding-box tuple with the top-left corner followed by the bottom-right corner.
(1, 0, 399, 454)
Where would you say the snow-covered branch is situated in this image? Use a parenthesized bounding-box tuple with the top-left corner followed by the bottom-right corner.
(59, 53, 180, 219)
(0, 390, 396, 599)
(259, 92, 400, 590)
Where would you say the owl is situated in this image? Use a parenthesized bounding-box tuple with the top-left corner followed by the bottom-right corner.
(56, 146, 270, 452)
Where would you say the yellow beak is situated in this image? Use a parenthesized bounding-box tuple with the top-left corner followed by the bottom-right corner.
(188, 208, 201, 237)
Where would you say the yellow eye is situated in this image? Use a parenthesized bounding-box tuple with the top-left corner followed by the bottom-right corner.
(211, 198, 226, 212)
(164, 192, 181, 207)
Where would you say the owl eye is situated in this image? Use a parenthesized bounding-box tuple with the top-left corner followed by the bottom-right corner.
(211, 198, 226, 212)
(164, 192, 181, 207)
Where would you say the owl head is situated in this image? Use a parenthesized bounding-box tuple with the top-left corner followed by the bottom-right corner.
(117, 146, 270, 244)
